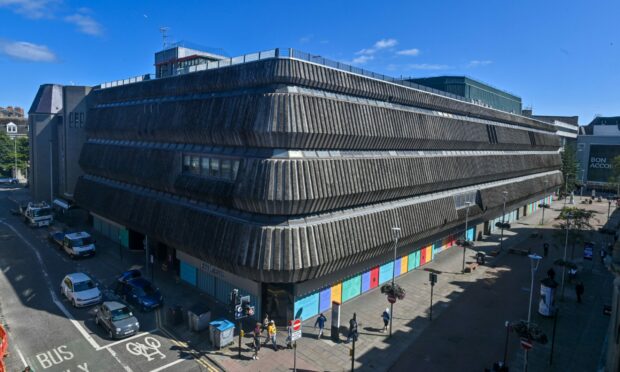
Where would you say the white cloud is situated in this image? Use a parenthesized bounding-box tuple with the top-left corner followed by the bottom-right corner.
(0, 40, 56, 62)
(467, 60, 493, 68)
(0, 0, 58, 19)
(357, 38, 398, 55)
(407, 63, 451, 70)
(396, 48, 420, 56)
(351, 55, 374, 65)
(65, 11, 103, 36)
(299, 35, 312, 43)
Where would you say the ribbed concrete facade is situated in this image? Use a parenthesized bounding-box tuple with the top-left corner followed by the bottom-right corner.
(75, 56, 562, 285)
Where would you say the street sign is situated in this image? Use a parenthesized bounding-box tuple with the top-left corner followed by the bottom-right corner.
(520, 338, 533, 350)
(429, 272, 438, 286)
(291, 319, 302, 341)
(387, 295, 396, 304)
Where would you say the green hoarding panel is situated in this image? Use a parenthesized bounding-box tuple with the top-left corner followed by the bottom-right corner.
(342, 275, 362, 302)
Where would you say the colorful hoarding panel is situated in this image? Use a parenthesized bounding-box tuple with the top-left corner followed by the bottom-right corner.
(342, 275, 362, 302)
(401, 256, 408, 274)
(180, 261, 197, 286)
(394, 258, 402, 277)
(319, 287, 331, 313)
(379, 262, 394, 284)
(370, 267, 379, 289)
(294, 292, 319, 321)
(361, 271, 371, 293)
(331, 283, 342, 304)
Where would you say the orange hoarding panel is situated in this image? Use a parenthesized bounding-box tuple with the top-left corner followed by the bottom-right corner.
(401, 255, 408, 274)
(331, 282, 342, 303)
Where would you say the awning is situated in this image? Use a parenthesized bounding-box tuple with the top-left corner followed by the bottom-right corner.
(52, 198, 71, 210)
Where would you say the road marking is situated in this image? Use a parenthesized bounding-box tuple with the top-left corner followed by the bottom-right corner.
(16, 346, 28, 367)
(148, 358, 190, 372)
(97, 329, 159, 350)
(0, 220, 102, 350)
(106, 347, 133, 372)
(126, 336, 165, 361)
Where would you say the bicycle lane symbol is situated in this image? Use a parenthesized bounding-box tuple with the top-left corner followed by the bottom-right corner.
(126, 336, 166, 362)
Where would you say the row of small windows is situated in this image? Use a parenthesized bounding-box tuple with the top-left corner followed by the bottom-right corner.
(454, 191, 478, 209)
(182, 154, 240, 182)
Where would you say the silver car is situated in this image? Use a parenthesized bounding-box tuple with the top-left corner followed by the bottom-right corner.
(95, 301, 140, 339)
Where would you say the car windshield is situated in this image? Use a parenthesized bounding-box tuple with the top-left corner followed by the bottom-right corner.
(110, 306, 133, 321)
(134, 283, 158, 297)
(74, 280, 96, 292)
(71, 236, 94, 247)
(33, 207, 51, 217)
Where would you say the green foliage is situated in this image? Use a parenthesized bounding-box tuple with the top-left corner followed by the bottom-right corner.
(560, 144, 580, 194)
(610, 155, 620, 187)
(557, 206, 595, 231)
(0, 131, 29, 176)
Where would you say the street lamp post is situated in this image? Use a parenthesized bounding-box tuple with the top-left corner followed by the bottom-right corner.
(389, 226, 401, 338)
(608, 199, 612, 221)
(540, 180, 549, 225)
(12, 137, 17, 180)
(500, 191, 508, 252)
(461, 201, 472, 273)
(560, 213, 571, 300)
(524, 253, 542, 372)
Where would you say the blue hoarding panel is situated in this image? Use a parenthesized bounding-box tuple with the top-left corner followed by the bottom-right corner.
(180, 261, 197, 286)
(379, 262, 394, 284)
(294, 292, 319, 321)
(319, 287, 331, 313)
(361, 271, 371, 292)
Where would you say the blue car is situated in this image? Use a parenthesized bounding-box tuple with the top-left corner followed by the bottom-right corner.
(114, 277, 163, 312)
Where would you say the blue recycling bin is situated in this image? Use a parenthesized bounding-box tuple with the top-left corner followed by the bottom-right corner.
(209, 319, 235, 349)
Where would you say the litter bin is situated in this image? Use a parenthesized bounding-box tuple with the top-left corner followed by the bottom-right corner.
(187, 304, 211, 332)
(476, 252, 486, 265)
(209, 319, 235, 349)
(167, 304, 184, 326)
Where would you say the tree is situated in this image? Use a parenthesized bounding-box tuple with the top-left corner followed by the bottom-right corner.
(0, 131, 29, 177)
(555, 206, 597, 259)
(560, 143, 580, 195)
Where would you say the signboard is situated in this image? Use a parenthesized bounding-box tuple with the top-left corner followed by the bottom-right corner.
(387, 295, 396, 304)
(291, 319, 302, 341)
(429, 272, 438, 285)
(330, 301, 341, 342)
(583, 243, 594, 260)
(588, 145, 620, 183)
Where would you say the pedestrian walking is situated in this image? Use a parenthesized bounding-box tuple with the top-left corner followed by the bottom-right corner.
(252, 322, 261, 360)
(262, 314, 270, 346)
(314, 313, 327, 339)
(547, 267, 555, 280)
(267, 320, 278, 351)
(346, 313, 358, 343)
(381, 308, 390, 333)
(543, 243, 549, 257)
(576, 281, 585, 303)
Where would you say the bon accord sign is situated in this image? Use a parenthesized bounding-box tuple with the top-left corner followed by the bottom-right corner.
(588, 145, 620, 183)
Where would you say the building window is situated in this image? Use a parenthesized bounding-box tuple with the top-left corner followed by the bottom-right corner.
(454, 191, 478, 209)
(190, 156, 200, 175)
(182, 153, 240, 182)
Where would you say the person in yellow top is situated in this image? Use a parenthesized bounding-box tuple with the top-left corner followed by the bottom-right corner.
(267, 320, 278, 351)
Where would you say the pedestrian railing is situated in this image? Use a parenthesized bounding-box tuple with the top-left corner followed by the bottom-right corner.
(97, 47, 476, 106)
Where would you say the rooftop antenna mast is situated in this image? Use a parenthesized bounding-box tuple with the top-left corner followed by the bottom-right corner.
(159, 27, 170, 49)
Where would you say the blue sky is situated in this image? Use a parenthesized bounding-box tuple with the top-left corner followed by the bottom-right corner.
(1, 0, 618, 124)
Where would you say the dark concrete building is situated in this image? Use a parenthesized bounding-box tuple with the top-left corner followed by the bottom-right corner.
(522, 109, 579, 149)
(28, 84, 91, 202)
(406, 76, 523, 115)
(30, 48, 561, 323)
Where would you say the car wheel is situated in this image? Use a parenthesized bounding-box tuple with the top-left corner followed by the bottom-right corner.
(95, 316, 99, 325)
(72, 299, 77, 308)
(108, 329, 114, 339)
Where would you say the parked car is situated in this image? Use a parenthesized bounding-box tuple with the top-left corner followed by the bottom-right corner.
(117, 269, 141, 283)
(49, 231, 96, 258)
(0, 177, 18, 185)
(95, 301, 140, 339)
(60, 273, 102, 308)
(114, 277, 163, 312)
